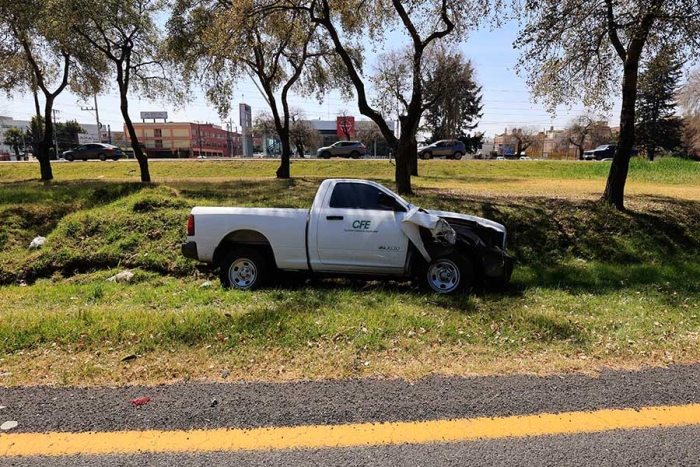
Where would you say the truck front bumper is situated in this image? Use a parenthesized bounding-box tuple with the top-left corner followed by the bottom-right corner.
(181, 241, 199, 261)
(482, 248, 515, 287)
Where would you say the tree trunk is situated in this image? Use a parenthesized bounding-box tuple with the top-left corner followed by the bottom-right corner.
(38, 98, 54, 181)
(601, 58, 640, 210)
(410, 134, 418, 176)
(276, 131, 291, 179)
(395, 137, 415, 194)
(647, 146, 655, 161)
(120, 87, 151, 183)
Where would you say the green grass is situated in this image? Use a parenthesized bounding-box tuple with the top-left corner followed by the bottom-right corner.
(0, 159, 699, 386)
(1, 156, 699, 185)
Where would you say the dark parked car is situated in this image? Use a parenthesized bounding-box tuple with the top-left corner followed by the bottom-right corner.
(316, 141, 368, 159)
(583, 144, 640, 160)
(583, 144, 616, 160)
(418, 140, 466, 160)
(62, 143, 125, 162)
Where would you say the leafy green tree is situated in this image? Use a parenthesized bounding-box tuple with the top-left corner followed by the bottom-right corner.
(423, 50, 483, 146)
(515, 0, 700, 209)
(55, 120, 86, 152)
(168, 0, 328, 179)
(372, 46, 482, 174)
(636, 49, 682, 161)
(0, 0, 102, 180)
(2, 126, 25, 158)
(255, 0, 492, 194)
(69, 0, 182, 182)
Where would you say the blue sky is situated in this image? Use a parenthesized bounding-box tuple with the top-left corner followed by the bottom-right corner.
(0, 20, 621, 138)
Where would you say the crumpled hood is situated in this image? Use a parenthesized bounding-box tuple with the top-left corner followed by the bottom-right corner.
(400, 207, 456, 262)
(427, 210, 506, 235)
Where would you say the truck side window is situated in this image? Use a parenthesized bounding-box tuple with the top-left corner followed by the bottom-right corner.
(329, 183, 392, 210)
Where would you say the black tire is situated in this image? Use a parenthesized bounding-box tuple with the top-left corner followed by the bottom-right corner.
(219, 248, 270, 290)
(350, 151, 360, 159)
(453, 152, 463, 160)
(64, 154, 74, 162)
(420, 151, 432, 160)
(98, 153, 107, 161)
(321, 151, 331, 159)
(422, 253, 474, 294)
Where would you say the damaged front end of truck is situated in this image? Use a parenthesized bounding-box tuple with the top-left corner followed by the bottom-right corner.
(401, 207, 514, 289)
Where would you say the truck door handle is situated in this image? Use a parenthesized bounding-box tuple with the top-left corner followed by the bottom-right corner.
(326, 215, 344, 220)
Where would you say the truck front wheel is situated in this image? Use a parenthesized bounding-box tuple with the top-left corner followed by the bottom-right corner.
(220, 248, 269, 290)
(422, 254, 473, 294)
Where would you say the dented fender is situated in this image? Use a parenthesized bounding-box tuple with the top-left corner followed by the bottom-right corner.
(401, 207, 456, 262)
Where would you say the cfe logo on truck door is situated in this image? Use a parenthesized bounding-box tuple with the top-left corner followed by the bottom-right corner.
(353, 220, 371, 230)
(346, 219, 378, 233)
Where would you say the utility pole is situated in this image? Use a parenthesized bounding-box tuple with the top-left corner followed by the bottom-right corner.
(226, 118, 233, 157)
(195, 122, 204, 157)
(241, 95, 248, 158)
(107, 124, 112, 144)
(541, 128, 546, 159)
(80, 95, 101, 142)
(52, 109, 59, 158)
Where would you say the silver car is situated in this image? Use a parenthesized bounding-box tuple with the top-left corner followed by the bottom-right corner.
(418, 140, 466, 160)
(317, 141, 367, 159)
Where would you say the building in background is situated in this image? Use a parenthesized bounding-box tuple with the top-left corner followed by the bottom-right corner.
(125, 122, 241, 158)
(0, 116, 31, 157)
(1, 116, 102, 158)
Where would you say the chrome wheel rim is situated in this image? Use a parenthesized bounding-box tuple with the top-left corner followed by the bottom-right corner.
(427, 259, 460, 293)
(228, 258, 258, 289)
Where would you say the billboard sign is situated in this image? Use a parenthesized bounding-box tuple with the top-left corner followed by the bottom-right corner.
(336, 116, 355, 138)
(78, 133, 98, 144)
(140, 111, 168, 120)
(239, 104, 252, 129)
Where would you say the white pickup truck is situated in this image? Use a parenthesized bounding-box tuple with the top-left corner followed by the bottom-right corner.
(182, 179, 513, 294)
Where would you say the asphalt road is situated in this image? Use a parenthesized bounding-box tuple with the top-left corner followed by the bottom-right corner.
(2, 364, 700, 465)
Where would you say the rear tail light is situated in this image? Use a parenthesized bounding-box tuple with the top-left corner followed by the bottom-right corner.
(187, 215, 195, 236)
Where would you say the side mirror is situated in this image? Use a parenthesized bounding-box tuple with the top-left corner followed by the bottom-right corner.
(378, 193, 404, 212)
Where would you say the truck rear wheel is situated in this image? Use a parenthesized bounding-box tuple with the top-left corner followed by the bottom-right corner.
(219, 248, 269, 290)
(422, 253, 473, 294)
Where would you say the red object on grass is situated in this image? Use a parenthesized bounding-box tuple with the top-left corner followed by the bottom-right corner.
(131, 397, 151, 406)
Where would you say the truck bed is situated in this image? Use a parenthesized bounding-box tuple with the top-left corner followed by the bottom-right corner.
(191, 207, 309, 269)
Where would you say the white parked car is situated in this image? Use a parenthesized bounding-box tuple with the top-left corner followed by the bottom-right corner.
(182, 179, 514, 294)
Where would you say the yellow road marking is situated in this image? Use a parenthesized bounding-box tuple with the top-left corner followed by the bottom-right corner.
(3, 404, 700, 457)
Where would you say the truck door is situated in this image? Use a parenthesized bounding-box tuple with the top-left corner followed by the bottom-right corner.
(314, 182, 409, 273)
